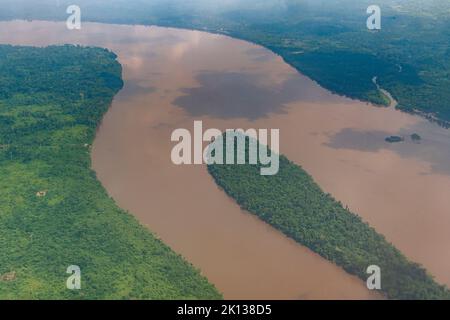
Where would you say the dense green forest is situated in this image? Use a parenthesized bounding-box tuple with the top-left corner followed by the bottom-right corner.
(1, 0, 449, 125)
(0, 45, 221, 299)
(208, 134, 450, 299)
(1, 0, 449, 300)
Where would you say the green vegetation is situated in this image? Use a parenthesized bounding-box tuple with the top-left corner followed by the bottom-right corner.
(0, 44, 221, 299)
(0, 0, 448, 299)
(1, 0, 449, 125)
(208, 134, 450, 299)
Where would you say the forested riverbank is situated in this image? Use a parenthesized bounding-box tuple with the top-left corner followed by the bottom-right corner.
(0, 44, 221, 299)
(208, 135, 450, 299)
(1, 0, 449, 126)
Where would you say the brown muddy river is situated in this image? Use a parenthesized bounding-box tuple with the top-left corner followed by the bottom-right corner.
(2, 20, 450, 299)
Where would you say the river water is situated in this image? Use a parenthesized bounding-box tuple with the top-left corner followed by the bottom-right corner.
(2, 20, 450, 299)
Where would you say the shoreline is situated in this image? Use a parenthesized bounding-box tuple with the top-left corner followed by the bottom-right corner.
(0, 23, 450, 298)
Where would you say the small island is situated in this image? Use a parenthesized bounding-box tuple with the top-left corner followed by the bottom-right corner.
(385, 135, 404, 143)
(411, 133, 422, 142)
